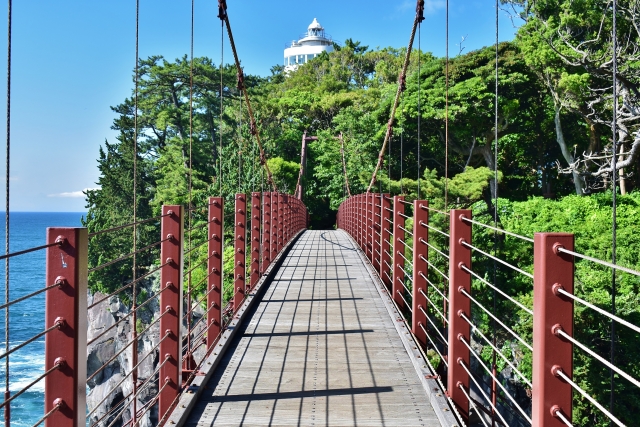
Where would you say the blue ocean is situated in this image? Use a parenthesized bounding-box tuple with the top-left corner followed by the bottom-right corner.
(0, 212, 85, 427)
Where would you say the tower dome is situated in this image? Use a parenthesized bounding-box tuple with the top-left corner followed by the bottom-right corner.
(283, 18, 334, 73)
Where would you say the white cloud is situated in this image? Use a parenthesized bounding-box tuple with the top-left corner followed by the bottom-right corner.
(48, 188, 99, 198)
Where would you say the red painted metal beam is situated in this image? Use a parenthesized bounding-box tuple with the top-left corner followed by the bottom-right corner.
(533, 233, 574, 426)
(412, 200, 428, 348)
(207, 197, 223, 349)
(380, 194, 392, 289)
(234, 194, 246, 311)
(159, 205, 183, 420)
(392, 196, 405, 310)
(250, 192, 261, 290)
(447, 209, 471, 422)
(45, 227, 87, 427)
(262, 192, 271, 272)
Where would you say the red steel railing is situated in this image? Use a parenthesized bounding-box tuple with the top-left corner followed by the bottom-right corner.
(0, 191, 307, 427)
(337, 192, 640, 427)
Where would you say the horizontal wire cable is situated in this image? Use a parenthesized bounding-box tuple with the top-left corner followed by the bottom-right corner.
(459, 312, 532, 388)
(397, 250, 412, 264)
(88, 214, 168, 238)
(87, 308, 170, 382)
(398, 213, 411, 220)
(375, 231, 381, 238)
(460, 215, 533, 243)
(421, 254, 449, 280)
(555, 368, 624, 427)
(385, 217, 393, 224)
(184, 235, 212, 256)
(185, 221, 209, 234)
(397, 277, 412, 295)
(461, 264, 533, 315)
(375, 212, 381, 218)
(384, 249, 392, 257)
(458, 359, 510, 427)
(420, 288, 448, 324)
(556, 287, 640, 334)
(419, 237, 449, 259)
(183, 273, 217, 321)
(0, 362, 60, 409)
(89, 389, 135, 427)
(375, 248, 381, 256)
(32, 400, 62, 427)
(459, 335, 532, 424)
(397, 239, 412, 251)
(396, 290, 412, 312)
(418, 203, 449, 216)
(104, 358, 169, 427)
(183, 253, 214, 279)
(460, 288, 533, 352)
(89, 239, 165, 274)
(0, 240, 62, 261)
(0, 281, 61, 310)
(458, 383, 490, 427)
(419, 322, 448, 367)
(461, 240, 533, 279)
(556, 246, 640, 278)
(88, 284, 169, 346)
(384, 270, 392, 282)
(88, 260, 171, 309)
(398, 265, 413, 281)
(397, 199, 413, 205)
(138, 379, 171, 425)
(419, 273, 449, 302)
(384, 207, 393, 212)
(87, 331, 170, 418)
(554, 407, 573, 427)
(0, 321, 61, 360)
(420, 220, 449, 237)
(419, 306, 448, 344)
(556, 327, 640, 388)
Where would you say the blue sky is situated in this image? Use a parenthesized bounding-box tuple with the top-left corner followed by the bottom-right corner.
(0, 0, 518, 211)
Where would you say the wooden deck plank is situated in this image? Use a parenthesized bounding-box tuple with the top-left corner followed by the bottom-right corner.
(185, 230, 441, 426)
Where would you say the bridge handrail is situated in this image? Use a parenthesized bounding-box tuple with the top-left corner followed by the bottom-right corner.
(1, 191, 308, 427)
(337, 191, 640, 427)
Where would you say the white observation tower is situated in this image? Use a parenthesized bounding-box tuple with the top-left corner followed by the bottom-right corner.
(284, 18, 334, 72)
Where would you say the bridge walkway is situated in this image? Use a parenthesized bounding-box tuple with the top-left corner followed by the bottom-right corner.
(184, 230, 442, 426)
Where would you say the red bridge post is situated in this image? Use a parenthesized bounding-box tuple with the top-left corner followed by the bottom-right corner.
(159, 205, 183, 420)
(278, 193, 284, 251)
(366, 193, 373, 261)
(533, 233, 574, 426)
(380, 194, 392, 289)
(270, 192, 278, 261)
(412, 200, 428, 348)
(262, 192, 271, 272)
(447, 209, 471, 422)
(250, 192, 261, 290)
(392, 196, 405, 310)
(45, 227, 87, 427)
(234, 193, 246, 311)
(207, 197, 223, 349)
(372, 194, 382, 272)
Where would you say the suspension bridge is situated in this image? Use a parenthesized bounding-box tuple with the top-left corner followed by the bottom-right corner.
(1, 1, 639, 427)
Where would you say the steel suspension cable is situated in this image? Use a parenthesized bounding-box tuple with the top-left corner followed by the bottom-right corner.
(444, 0, 449, 209)
(338, 133, 351, 197)
(219, 14, 224, 196)
(218, 1, 277, 191)
(611, 0, 618, 417)
(131, 2, 140, 421)
(417, 19, 421, 197)
(367, 0, 424, 192)
(493, 3, 500, 419)
(185, 0, 195, 375)
(4, 1, 10, 423)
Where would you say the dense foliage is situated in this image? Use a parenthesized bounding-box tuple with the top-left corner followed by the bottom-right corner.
(83, 2, 639, 424)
